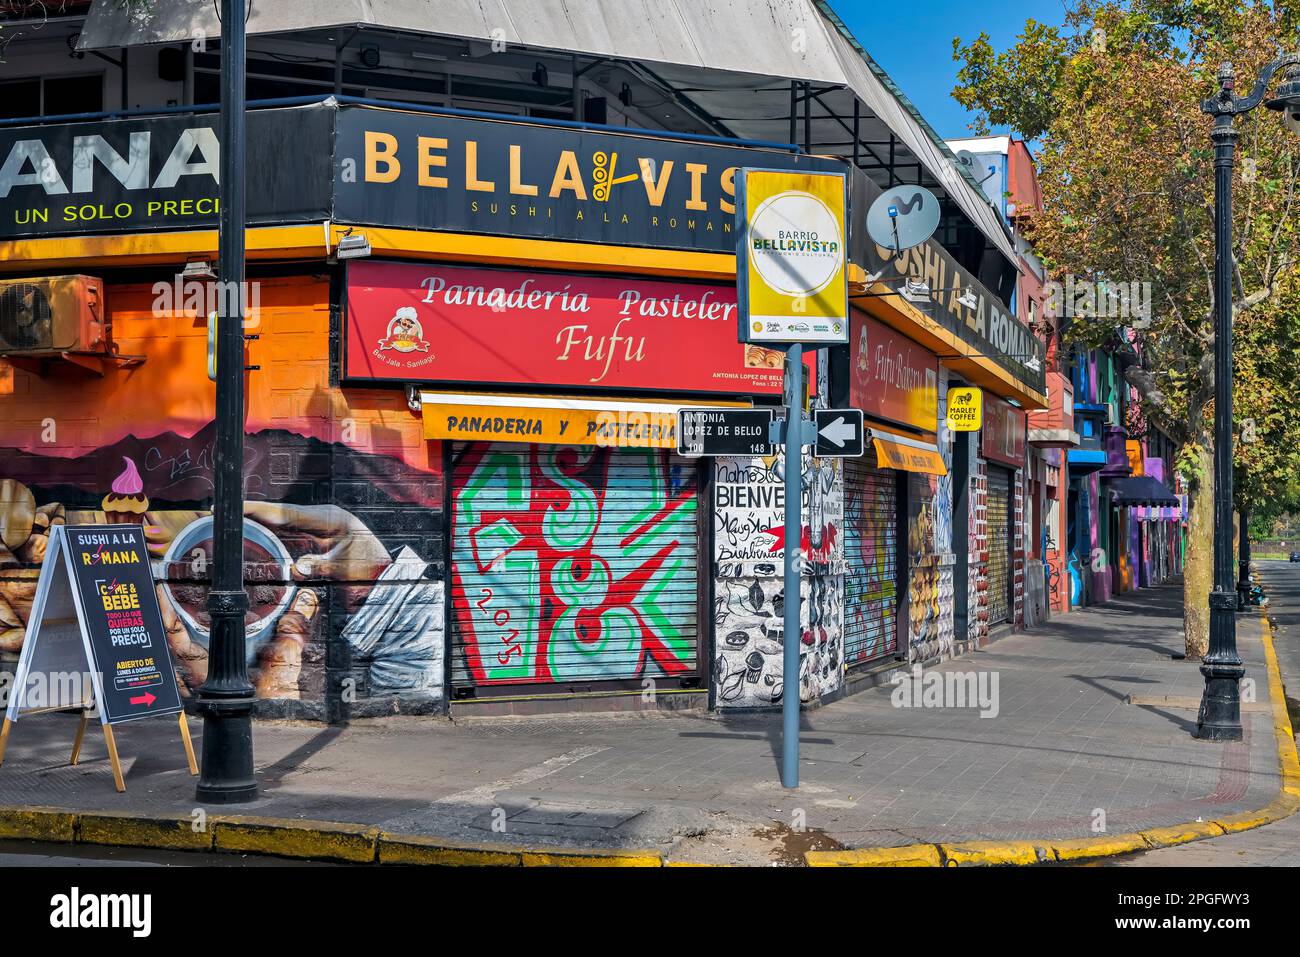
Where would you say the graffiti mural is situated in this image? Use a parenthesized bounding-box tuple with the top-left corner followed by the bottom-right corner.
(0, 424, 446, 714)
(907, 472, 942, 663)
(712, 453, 844, 708)
(713, 455, 841, 575)
(0, 278, 447, 719)
(712, 571, 842, 706)
(450, 443, 699, 688)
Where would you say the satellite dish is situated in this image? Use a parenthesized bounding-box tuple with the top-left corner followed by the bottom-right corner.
(955, 149, 997, 200)
(865, 184, 940, 252)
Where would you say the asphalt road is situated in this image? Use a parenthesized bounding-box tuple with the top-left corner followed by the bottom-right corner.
(0, 839, 327, 867)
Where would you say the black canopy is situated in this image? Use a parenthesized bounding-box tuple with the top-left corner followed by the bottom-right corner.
(1103, 474, 1180, 507)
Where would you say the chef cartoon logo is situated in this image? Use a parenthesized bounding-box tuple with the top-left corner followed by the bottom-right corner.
(377, 307, 431, 354)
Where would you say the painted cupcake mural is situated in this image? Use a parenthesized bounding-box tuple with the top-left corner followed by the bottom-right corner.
(102, 456, 149, 525)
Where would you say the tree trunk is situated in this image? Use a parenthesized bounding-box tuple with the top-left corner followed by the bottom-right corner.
(1183, 442, 1213, 660)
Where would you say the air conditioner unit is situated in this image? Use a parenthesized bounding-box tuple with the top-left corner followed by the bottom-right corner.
(0, 275, 105, 356)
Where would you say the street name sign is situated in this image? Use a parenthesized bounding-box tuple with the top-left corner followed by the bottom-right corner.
(813, 408, 865, 457)
(677, 408, 775, 457)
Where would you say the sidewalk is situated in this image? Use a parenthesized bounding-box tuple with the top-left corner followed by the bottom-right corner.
(0, 581, 1287, 865)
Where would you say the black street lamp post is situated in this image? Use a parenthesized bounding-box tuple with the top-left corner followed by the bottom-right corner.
(1196, 57, 1300, 741)
(194, 0, 258, 803)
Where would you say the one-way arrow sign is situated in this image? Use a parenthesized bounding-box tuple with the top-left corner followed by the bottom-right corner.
(814, 408, 865, 457)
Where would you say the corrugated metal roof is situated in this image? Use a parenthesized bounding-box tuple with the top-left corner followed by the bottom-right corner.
(77, 0, 1018, 269)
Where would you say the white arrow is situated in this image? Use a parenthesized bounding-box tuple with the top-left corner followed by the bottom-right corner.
(818, 416, 856, 448)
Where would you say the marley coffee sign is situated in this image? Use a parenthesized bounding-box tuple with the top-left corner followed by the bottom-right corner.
(736, 168, 849, 345)
(0, 105, 333, 238)
(344, 260, 794, 396)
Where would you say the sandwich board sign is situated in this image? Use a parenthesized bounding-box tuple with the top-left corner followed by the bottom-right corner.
(0, 524, 196, 792)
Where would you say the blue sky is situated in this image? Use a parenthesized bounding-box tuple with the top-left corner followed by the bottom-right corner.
(826, 0, 1070, 140)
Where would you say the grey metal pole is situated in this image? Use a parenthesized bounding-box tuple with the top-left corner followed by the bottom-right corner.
(195, 0, 259, 802)
(781, 343, 803, 788)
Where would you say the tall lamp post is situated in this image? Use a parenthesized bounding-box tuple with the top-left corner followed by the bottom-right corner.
(195, 0, 258, 802)
(1196, 57, 1300, 741)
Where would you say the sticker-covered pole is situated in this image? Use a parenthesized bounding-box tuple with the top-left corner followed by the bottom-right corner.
(781, 342, 803, 789)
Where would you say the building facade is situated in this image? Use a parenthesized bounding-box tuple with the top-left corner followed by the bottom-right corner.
(0, 0, 1049, 722)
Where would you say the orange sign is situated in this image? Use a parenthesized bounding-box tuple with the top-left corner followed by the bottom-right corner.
(420, 395, 685, 448)
(872, 435, 946, 475)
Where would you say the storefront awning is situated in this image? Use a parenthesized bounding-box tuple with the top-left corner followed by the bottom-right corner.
(869, 428, 946, 476)
(1103, 474, 1180, 507)
(418, 392, 749, 450)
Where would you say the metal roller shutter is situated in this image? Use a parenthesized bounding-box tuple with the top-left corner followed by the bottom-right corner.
(450, 442, 701, 695)
(986, 466, 1012, 625)
(843, 458, 898, 666)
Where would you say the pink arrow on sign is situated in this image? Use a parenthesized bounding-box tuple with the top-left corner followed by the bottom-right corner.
(129, 691, 156, 707)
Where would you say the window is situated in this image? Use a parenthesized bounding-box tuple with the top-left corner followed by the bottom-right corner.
(0, 74, 103, 120)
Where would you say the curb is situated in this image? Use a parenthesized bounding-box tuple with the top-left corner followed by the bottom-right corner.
(807, 607, 1300, 866)
(0, 805, 667, 866)
(0, 612, 1293, 868)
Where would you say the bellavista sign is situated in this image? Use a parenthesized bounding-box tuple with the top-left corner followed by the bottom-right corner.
(344, 261, 790, 396)
(736, 167, 849, 345)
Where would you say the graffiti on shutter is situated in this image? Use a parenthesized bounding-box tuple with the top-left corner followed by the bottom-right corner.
(986, 467, 1012, 625)
(843, 460, 897, 666)
(450, 443, 699, 690)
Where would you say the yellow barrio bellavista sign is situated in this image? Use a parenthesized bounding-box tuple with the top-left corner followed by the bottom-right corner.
(736, 168, 849, 346)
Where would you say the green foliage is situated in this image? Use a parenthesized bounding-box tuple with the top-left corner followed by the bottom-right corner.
(954, 0, 1300, 511)
(952, 22, 1069, 139)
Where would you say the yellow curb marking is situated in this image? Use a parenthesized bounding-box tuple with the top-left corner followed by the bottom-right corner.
(806, 844, 943, 867)
(212, 816, 380, 864)
(3, 607, 1298, 868)
(807, 604, 1300, 866)
(79, 812, 213, 852)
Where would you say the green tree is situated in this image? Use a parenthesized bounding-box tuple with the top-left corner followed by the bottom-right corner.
(954, 1, 1300, 657)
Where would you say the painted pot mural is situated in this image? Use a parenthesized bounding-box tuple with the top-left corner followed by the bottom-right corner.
(0, 425, 445, 712)
(0, 277, 450, 717)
